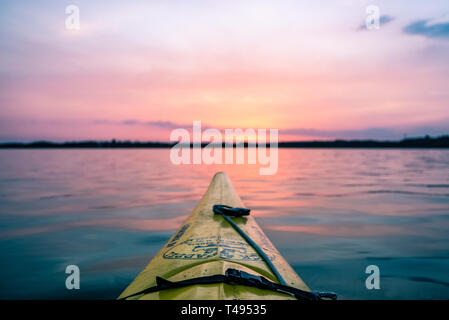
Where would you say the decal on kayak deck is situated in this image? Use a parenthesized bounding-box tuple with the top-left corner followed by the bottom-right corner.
(162, 236, 275, 261)
(166, 224, 190, 248)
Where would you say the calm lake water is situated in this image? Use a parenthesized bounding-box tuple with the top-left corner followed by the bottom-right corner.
(1, 149, 449, 299)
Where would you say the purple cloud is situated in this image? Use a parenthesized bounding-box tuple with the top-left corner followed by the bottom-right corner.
(403, 19, 449, 39)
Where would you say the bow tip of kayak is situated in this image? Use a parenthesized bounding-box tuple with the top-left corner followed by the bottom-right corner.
(213, 171, 228, 178)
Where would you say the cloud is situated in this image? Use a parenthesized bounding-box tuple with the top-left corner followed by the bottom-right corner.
(359, 15, 395, 30)
(123, 120, 183, 130)
(282, 125, 449, 140)
(142, 121, 182, 129)
(91, 119, 449, 140)
(94, 120, 449, 140)
(283, 127, 400, 140)
(122, 120, 139, 125)
(379, 15, 395, 26)
(92, 119, 183, 129)
(403, 18, 449, 39)
(96, 119, 221, 131)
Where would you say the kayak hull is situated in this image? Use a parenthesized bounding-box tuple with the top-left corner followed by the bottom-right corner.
(118, 172, 309, 300)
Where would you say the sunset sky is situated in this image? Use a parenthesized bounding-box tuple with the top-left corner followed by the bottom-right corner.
(0, 0, 448, 142)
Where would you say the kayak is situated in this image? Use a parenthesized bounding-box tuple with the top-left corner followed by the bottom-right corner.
(118, 172, 312, 300)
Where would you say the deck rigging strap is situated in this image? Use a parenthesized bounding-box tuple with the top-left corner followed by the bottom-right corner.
(118, 268, 336, 300)
(212, 204, 287, 286)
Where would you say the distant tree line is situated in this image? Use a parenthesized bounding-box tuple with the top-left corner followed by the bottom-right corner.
(1, 135, 448, 148)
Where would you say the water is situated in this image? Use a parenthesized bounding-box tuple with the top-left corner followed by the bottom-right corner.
(0, 149, 449, 299)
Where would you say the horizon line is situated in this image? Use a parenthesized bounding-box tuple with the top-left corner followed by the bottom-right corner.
(1, 135, 448, 149)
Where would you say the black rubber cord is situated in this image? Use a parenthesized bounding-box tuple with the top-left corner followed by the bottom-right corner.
(213, 204, 287, 286)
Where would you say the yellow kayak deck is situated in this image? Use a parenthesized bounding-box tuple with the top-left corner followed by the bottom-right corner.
(118, 172, 310, 300)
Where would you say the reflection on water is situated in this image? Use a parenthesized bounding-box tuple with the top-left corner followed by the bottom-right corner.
(0, 149, 449, 299)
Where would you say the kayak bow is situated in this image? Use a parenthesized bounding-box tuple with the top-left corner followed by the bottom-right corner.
(118, 172, 312, 300)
